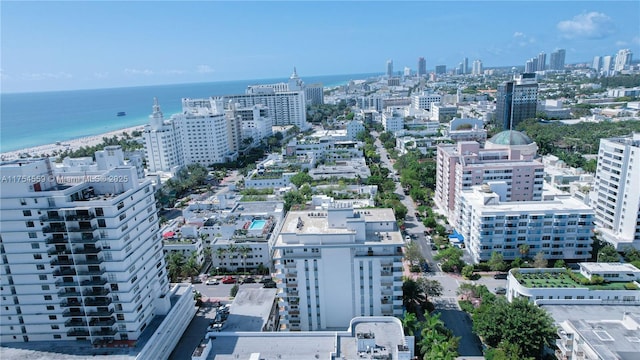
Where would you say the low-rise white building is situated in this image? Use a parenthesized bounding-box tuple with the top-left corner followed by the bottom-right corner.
(506, 264, 640, 305)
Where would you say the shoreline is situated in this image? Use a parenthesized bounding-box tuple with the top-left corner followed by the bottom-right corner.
(0, 125, 146, 162)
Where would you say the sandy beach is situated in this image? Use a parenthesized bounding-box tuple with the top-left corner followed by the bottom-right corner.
(0, 125, 146, 162)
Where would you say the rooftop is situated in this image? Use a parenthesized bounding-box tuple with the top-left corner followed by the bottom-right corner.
(224, 288, 278, 332)
(488, 130, 534, 146)
(512, 269, 639, 291)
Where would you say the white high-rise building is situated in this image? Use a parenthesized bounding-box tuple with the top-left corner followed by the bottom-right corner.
(222, 70, 308, 130)
(228, 103, 273, 149)
(142, 98, 183, 173)
(591, 134, 640, 250)
(602, 56, 614, 76)
(592, 56, 602, 71)
(176, 98, 238, 166)
(0, 158, 171, 343)
(273, 205, 404, 331)
(143, 98, 239, 171)
(614, 49, 633, 72)
(472, 59, 483, 75)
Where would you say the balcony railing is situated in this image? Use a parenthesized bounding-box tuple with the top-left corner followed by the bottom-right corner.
(87, 308, 114, 317)
(66, 213, 96, 221)
(81, 278, 108, 286)
(53, 268, 77, 277)
(60, 299, 82, 307)
(73, 247, 102, 254)
(45, 236, 68, 244)
(67, 225, 98, 232)
(84, 297, 112, 306)
(62, 309, 85, 317)
(67, 328, 90, 337)
(48, 248, 71, 256)
(55, 279, 79, 287)
(93, 327, 118, 336)
(64, 318, 86, 327)
(43, 226, 67, 233)
(51, 258, 74, 266)
(77, 268, 106, 276)
(58, 290, 81, 297)
(89, 318, 115, 327)
(75, 257, 103, 265)
(83, 288, 110, 296)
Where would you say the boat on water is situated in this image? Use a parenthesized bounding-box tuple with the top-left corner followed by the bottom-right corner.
(117, 111, 126, 116)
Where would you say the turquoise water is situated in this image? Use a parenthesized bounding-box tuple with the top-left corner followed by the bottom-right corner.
(0, 72, 381, 152)
(249, 220, 267, 231)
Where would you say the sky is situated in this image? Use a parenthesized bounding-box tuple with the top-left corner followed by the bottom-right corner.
(1, 0, 639, 93)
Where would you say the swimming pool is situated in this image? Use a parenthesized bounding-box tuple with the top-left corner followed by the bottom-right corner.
(249, 220, 267, 231)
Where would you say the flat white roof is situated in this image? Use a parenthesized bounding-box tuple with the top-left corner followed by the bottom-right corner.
(580, 262, 640, 273)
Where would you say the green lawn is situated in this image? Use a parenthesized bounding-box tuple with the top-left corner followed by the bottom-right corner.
(514, 271, 636, 291)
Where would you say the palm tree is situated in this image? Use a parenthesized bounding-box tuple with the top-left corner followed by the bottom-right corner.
(402, 279, 426, 313)
(518, 244, 530, 260)
(401, 312, 420, 336)
(166, 252, 185, 282)
(227, 243, 238, 270)
(215, 247, 227, 271)
(238, 246, 252, 273)
(183, 254, 201, 282)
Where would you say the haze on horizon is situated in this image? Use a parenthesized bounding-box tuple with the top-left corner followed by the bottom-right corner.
(1, 0, 639, 93)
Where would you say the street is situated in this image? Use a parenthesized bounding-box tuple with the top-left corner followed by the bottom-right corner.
(373, 131, 484, 357)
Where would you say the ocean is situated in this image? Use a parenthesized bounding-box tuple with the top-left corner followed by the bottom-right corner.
(0, 73, 380, 153)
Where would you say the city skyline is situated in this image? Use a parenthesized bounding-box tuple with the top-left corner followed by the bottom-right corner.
(1, 1, 639, 93)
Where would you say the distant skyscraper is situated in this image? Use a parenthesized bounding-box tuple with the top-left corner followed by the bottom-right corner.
(495, 73, 538, 130)
(403, 66, 411, 77)
(458, 62, 464, 75)
(592, 56, 602, 71)
(614, 49, 633, 72)
(602, 56, 614, 76)
(386, 59, 393, 77)
(435, 65, 446, 75)
(463, 57, 469, 74)
(472, 59, 483, 75)
(417, 57, 427, 76)
(537, 52, 546, 72)
(525, 58, 538, 73)
(549, 49, 566, 70)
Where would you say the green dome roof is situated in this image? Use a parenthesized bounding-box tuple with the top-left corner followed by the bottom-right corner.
(488, 130, 534, 146)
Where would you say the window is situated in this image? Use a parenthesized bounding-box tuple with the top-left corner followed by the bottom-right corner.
(44, 295, 52, 301)
(33, 254, 42, 260)
(28, 232, 37, 239)
(26, 221, 34, 228)
(39, 275, 47, 280)
(31, 243, 39, 249)
(46, 306, 54, 311)
(36, 265, 45, 270)
(53, 335, 61, 339)
(51, 324, 59, 329)
(48, 315, 57, 320)
(41, 285, 49, 290)
(23, 210, 32, 216)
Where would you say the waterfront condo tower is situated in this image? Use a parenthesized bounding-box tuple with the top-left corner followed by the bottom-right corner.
(495, 73, 538, 130)
(0, 159, 170, 344)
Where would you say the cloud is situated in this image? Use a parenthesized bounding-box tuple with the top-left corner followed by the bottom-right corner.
(93, 72, 109, 79)
(166, 69, 186, 75)
(511, 31, 535, 46)
(22, 72, 72, 80)
(197, 65, 214, 74)
(124, 68, 153, 75)
(513, 32, 525, 38)
(557, 12, 615, 39)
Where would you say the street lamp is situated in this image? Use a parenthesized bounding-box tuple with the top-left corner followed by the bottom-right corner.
(216, 267, 220, 276)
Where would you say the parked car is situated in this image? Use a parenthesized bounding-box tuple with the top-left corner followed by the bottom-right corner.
(263, 280, 277, 288)
(221, 276, 236, 284)
(259, 277, 273, 284)
(495, 287, 507, 295)
(241, 277, 256, 284)
(206, 279, 220, 285)
(493, 273, 508, 280)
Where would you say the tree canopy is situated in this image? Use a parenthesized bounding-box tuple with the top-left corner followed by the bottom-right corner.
(473, 297, 556, 359)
